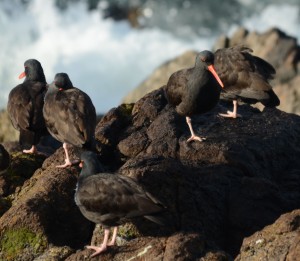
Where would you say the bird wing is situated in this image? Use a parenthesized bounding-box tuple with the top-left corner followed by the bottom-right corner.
(165, 69, 191, 107)
(215, 45, 275, 93)
(45, 88, 96, 146)
(7, 82, 46, 131)
(76, 174, 163, 225)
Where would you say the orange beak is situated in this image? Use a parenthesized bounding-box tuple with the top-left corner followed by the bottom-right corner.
(18, 71, 26, 79)
(207, 65, 224, 88)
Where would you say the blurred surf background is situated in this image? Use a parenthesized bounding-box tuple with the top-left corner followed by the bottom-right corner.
(0, 0, 299, 113)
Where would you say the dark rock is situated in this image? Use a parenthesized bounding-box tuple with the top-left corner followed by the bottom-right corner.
(236, 209, 300, 260)
(1, 81, 300, 260)
(0, 147, 92, 261)
(0, 144, 9, 172)
(74, 87, 300, 260)
(163, 232, 205, 260)
(0, 151, 45, 199)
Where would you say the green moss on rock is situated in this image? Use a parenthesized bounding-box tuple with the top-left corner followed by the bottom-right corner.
(118, 223, 140, 240)
(6, 152, 45, 188)
(0, 227, 47, 260)
(119, 103, 134, 118)
(10, 152, 45, 177)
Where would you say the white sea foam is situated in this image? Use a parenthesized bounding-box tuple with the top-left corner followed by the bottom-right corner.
(0, 0, 212, 113)
(230, 4, 300, 38)
(1, 0, 299, 113)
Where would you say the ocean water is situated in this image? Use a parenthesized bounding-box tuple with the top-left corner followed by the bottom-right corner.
(1, 0, 299, 114)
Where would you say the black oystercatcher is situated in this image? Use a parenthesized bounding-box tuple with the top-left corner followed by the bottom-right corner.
(7, 59, 48, 154)
(75, 151, 165, 257)
(214, 45, 280, 118)
(165, 50, 224, 142)
(43, 73, 96, 168)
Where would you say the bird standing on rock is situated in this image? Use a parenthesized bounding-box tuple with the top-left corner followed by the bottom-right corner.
(165, 50, 224, 142)
(214, 45, 280, 118)
(7, 59, 48, 154)
(43, 73, 96, 168)
(75, 151, 165, 257)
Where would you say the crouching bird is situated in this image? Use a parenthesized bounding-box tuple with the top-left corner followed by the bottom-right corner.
(75, 151, 165, 257)
(214, 45, 280, 118)
(164, 50, 224, 142)
(43, 73, 96, 168)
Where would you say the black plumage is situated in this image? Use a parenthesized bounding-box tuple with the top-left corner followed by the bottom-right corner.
(43, 73, 96, 168)
(7, 59, 48, 154)
(214, 45, 280, 118)
(165, 50, 224, 142)
(75, 151, 165, 257)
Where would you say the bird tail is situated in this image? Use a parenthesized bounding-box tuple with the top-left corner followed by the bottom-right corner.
(261, 90, 280, 107)
(144, 214, 166, 226)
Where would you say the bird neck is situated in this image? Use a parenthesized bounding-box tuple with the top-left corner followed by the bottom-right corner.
(188, 66, 208, 90)
(78, 160, 104, 183)
(26, 71, 46, 83)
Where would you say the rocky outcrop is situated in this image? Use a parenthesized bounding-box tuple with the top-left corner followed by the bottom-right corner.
(1, 85, 300, 260)
(0, 147, 91, 261)
(236, 210, 300, 260)
(122, 27, 300, 114)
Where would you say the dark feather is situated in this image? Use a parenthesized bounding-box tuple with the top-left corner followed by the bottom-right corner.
(214, 45, 280, 107)
(43, 73, 96, 149)
(165, 50, 223, 117)
(75, 152, 165, 228)
(7, 59, 48, 147)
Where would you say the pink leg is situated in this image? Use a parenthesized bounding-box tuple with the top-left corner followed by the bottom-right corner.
(23, 145, 37, 154)
(186, 117, 206, 142)
(219, 100, 242, 118)
(107, 227, 118, 246)
(86, 228, 110, 257)
(56, 143, 79, 168)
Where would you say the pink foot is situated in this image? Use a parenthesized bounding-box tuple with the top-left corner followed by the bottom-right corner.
(86, 245, 107, 257)
(56, 159, 80, 168)
(23, 146, 37, 154)
(187, 135, 206, 142)
(107, 241, 116, 247)
(219, 111, 242, 119)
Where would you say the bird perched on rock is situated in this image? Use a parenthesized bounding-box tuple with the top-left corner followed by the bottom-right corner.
(214, 45, 280, 118)
(7, 59, 48, 154)
(43, 73, 96, 168)
(165, 50, 224, 142)
(75, 151, 165, 257)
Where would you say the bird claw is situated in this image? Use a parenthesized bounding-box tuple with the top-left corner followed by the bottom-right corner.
(86, 245, 107, 257)
(219, 111, 242, 119)
(187, 135, 206, 142)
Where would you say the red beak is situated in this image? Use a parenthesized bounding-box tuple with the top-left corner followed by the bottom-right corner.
(18, 71, 26, 79)
(207, 65, 224, 88)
